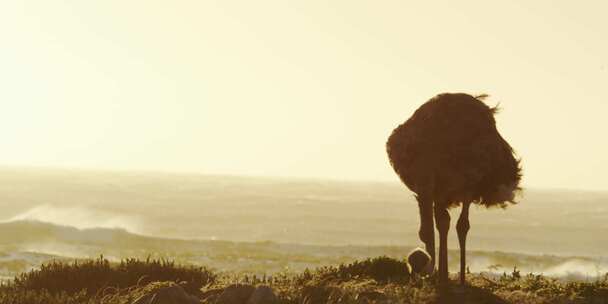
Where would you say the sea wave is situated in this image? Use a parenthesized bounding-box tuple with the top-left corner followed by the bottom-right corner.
(6, 204, 143, 234)
(0, 219, 605, 280)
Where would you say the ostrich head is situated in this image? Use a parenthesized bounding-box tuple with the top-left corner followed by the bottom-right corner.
(407, 247, 432, 275)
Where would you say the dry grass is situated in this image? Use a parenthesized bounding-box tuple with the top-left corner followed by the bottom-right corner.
(1, 256, 607, 303)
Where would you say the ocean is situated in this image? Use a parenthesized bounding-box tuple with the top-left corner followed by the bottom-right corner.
(0, 167, 606, 280)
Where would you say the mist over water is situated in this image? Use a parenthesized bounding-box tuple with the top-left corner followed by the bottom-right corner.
(8, 204, 143, 234)
(544, 259, 607, 279)
(0, 168, 606, 279)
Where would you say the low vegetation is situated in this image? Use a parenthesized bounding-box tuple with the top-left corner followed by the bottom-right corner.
(0, 256, 606, 303)
(1, 257, 215, 304)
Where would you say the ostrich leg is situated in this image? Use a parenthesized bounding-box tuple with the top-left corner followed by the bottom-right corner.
(456, 201, 471, 285)
(416, 194, 435, 272)
(434, 204, 450, 286)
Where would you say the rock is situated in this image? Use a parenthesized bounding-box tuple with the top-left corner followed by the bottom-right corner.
(132, 282, 199, 304)
(216, 284, 255, 304)
(355, 290, 388, 303)
(301, 286, 330, 304)
(246, 285, 278, 304)
(327, 289, 351, 303)
(200, 288, 224, 303)
(301, 286, 344, 304)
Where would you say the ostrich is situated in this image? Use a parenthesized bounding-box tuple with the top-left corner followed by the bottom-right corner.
(386, 93, 522, 286)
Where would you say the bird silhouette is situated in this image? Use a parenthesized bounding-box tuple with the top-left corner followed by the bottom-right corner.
(386, 93, 522, 286)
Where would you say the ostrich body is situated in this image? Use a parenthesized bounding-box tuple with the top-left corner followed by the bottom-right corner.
(386, 93, 522, 285)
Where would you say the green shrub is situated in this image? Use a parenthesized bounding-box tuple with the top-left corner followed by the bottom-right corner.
(297, 256, 410, 284)
(0, 287, 92, 304)
(11, 256, 215, 296)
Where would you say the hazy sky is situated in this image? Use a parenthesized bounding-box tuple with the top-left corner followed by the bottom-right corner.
(1, 1, 607, 190)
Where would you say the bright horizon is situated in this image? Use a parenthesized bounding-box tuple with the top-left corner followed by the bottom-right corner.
(1, 1, 607, 191)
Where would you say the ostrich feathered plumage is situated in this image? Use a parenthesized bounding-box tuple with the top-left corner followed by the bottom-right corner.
(386, 93, 522, 208)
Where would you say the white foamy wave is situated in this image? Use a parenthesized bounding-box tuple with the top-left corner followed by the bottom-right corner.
(7, 204, 143, 234)
(543, 259, 608, 278)
(470, 256, 608, 280)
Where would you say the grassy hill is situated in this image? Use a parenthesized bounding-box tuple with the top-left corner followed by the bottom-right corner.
(1, 256, 606, 304)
